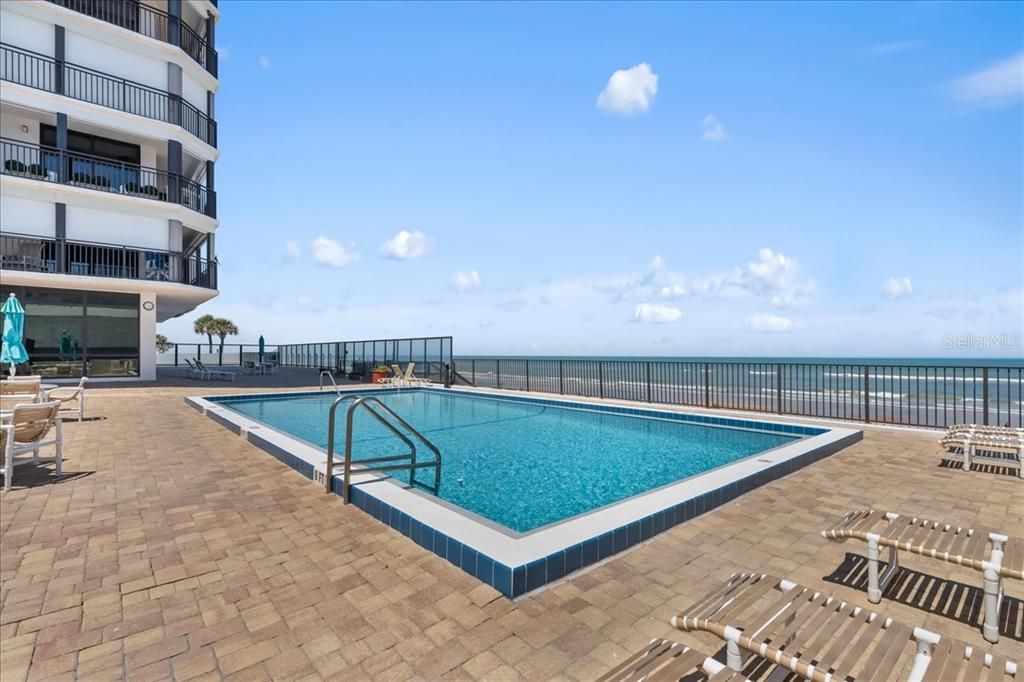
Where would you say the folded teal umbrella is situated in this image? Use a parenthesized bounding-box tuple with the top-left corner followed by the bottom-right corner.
(258, 335, 265, 363)
(1, 293, 29, 377)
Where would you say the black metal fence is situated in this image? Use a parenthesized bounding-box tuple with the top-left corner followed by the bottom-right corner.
(278, 336, 454, 383)
(452, 358, 1024, 429)
(0, 43, 217, 147)
(1, 138, 214, 218)
(158, 343, 278, 368)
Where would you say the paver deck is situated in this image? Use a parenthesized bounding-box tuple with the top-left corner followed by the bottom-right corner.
(2, 377, 1022, 681)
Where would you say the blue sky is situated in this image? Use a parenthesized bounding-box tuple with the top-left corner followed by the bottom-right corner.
(158, 1, 1024, 357)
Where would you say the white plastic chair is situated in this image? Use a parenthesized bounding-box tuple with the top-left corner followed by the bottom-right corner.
(2, 400, 63, 492)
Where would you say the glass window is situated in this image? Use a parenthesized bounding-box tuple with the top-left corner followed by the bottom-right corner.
(19, 287, 85, 378)
(85, 292, 140, 377)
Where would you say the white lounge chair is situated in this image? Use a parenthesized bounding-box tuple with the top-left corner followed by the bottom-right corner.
(2, 400, 63, 492)
(195, 360, 237, 382)
(184, 358, 208, 380)
(940, 431, 1023, 478)
(822, 509, 1023, 643)
(1, 377, 41, 397)
(45, 377, 88, 420)
(647, 571, 1020, 681)
(400, 362, 431, 386)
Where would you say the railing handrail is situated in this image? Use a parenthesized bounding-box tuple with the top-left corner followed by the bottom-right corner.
(319, 370, 340, 394)
(46, 0, 217, 76)
(0, 230, 214, 263)
(0, 42, 217, 147)
(325, 395, 442, 502)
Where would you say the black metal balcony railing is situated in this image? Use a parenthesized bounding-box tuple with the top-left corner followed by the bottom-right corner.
(0, 232, 217, 290)
(47, 0, 217, 77)
(0, 44, 217, 147)
(1, 138, 216, 218)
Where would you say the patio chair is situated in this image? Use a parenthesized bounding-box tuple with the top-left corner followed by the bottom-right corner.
(946, 424, 1024, 437)
(1, 377, 41, 396)
(400, 362, 431, 386)
(657, 571, 1019, 681)
(1, 393, 39, 412)
(195, 360, 236, 382)
(184, 358, 208, 380)
(2, 400, 62, 492)
(596, 640, 751, 682)
(822, 509, 1023, 642)
(940, 431, 1023, 478)
(45, 377, 88, 420)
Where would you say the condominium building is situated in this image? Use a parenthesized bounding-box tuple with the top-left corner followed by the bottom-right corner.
(0, 0, 220, 380)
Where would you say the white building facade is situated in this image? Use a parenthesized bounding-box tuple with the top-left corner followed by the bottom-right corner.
(0, 0, 220, 380)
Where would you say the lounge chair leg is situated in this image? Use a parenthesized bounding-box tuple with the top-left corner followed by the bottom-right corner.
(963, 444, 972, 472)
(983, 566, 1002, 643)
(725, 638, 743, 671)
(866, 535, 883, 603)
(54, 418, 62, 479)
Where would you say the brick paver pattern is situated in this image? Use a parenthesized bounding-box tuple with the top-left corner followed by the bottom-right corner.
(2, 378, 1022, 680)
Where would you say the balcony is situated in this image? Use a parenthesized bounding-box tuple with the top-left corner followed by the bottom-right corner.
(1, 44, 217, 147)
(46, 0, 217, 77)
(0, 232, 217, 290)
(1, 138, 216, 219)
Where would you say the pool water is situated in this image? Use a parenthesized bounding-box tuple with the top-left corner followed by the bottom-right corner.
(221, 390, 797, 532)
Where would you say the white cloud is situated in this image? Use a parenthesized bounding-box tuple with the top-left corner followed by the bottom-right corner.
(950, 52, 1024, 108)
(883, 276, 913, 299)
(596, 63, 658, 116)
(633, 303, 682, 324)
(701, 114, 727, 141)
(258, 55, 272, 70)
(451, 270, 482, 293)
(748, 313, 793, 332)
(282, 240, 300, 263)
(382, 230, 433, 260)
(311, 236, 359, 268)
(661, 284, 687, 299)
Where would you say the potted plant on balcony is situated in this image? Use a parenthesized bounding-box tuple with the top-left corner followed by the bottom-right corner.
(371, 364, 390, 384)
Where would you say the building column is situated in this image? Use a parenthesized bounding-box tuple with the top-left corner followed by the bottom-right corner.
(56, 112, 68, 182)
(139, 292, 157, 381)
(167, 62, 183, 125)
(206, 14, 217, 76)
(55, 203, 66, 273)
(168, 0, 182, 50)
(206, 90, 216, 146)
(167, 139, 182, 204)
(54, 26, 65, 95)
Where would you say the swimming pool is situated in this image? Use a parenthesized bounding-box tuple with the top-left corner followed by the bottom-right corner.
(191, 387, 861, 597)
(219, 390, 797, 532)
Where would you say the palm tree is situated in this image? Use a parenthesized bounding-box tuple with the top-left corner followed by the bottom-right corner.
(155, 333, 172, 354)
(194, 314, 216, 351)
(210, 317, 239, 366)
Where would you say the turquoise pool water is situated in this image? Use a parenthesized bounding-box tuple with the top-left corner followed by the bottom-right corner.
(219, 390, 798, 532)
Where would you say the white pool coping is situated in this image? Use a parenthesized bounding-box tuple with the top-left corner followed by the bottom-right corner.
(187, 387, 861, 570)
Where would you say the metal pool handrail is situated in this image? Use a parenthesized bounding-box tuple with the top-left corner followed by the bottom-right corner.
(324, 395, 442, 503)
(319, 370, 340, 394)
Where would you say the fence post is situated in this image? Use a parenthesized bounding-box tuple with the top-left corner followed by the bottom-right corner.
(174, 343, 178, 367)
(559, 361, 564, 395)
(444, 362, 451, 389)
(982, 367, 989, 426)
(703, 363, 710, 407)
(645, 362, 652, 403)
(239, 344, 243, 366)
(863, 366, 871, 423)
(775, 363, 783, 414)
(525, 360, 530, 392)
(496, 359, 501, 390)
(598, 362, 604, 399)
(472, 359, 476, 386)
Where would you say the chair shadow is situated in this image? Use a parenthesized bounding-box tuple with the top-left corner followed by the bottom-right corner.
(0, 465, 94, 491)
(824, 552, 1023, 642)
(937, 457, 1020, 478)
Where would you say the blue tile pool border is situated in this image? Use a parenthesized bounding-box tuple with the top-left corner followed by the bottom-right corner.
(189, 388, 861, 599)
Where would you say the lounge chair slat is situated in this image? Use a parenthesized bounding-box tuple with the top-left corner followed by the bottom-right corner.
(858, 622, 911, 680)
(762, 590, 826, 650)
(816, 606, 873, 672)
(800, 601, 852, 655)
(688, 573, 755, 619)
(940, 640, 968, 682)
(1005, 538, 1024, 579)
(732, 582, 802, 635)
(643, 646, 708, 682)
(781, 592, 838, 652)
(920, 637, 954, 682)
(832, 610, 885, 677)
(714, 575, 779, 624)
(934, 525, 965, 555)
(984, 653, 1007, 682)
